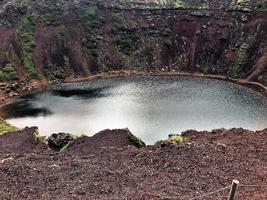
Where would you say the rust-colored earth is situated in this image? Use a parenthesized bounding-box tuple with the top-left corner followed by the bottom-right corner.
(0, 127, 266, 199)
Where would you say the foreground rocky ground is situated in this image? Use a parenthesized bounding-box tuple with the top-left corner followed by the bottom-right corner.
(0, 127, 266, 199)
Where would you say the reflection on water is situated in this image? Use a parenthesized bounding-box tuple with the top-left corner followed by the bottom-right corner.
(2, 100, 52, 118)
(51, 87, 109, 98)
(1, 76, 267, 144)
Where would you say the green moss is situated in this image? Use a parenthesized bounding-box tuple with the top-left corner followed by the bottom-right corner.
(0, 64, 18, 81)
(111, 11, 140, 56)
(0, 119, 18, 135)
(237, 43, 249, 64)
(228, 43, 249, 78)
(155, 134, 184, 146)
(20, 15, 40, 80)
(111, 12, 129, 30)
(34, 129, 48, 145)
(115, 33, 140, 56)
(126, 129, 146, 148)
(64, 55, 70, 68)
(43, 50, 70, 80)
(30, 6, 62, 25)
(169, 134, 184, 142)
(80, 6, 103, 57)
(43, 64, 68, 81)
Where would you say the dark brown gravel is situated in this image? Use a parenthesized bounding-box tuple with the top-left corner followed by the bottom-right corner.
(0, 128, 266, 199)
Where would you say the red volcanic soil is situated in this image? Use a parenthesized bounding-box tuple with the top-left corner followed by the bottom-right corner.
(0, 127, 266, 199)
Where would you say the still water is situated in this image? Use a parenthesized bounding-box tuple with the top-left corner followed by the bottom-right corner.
(1, 76, 267, 144)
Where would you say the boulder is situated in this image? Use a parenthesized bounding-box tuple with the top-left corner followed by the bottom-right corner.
(48, 133, 73, 151)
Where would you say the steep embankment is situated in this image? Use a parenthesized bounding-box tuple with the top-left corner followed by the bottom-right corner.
(0, 0, 266, 96)
(0, 127, 266, 199)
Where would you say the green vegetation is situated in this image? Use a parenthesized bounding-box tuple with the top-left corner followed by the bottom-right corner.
(42, 44, 70, 81)
(20, 15, 40, 79)
(155, 134, 185, 146)
(43, 64, 68, 81)
(126, 129, 146, 148)
(64, 55, 70, 68)
(30, 5, 62, 25)
(34, 129, 48, 145)
(80, 6, 103, 57)
(115, 33, 140, 56)
(228, 43, 249, 78)
(0, 64, 18, 81)
(39, 13, 59, 25)
(111, 11, 129, 30)
(111, 11, 140, 56)
(169, 134, 184, 142)
(0, 119, 18, 135)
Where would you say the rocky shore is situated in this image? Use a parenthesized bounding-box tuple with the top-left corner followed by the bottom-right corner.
(0, 127, 266, 199)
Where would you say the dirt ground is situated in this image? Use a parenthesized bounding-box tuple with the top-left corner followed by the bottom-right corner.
(0, 127, 266, 199)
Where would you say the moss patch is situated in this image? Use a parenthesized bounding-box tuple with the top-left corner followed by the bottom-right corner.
(20, 15, 40, 80)
(115, 33, 140, 56)
(169, 134, 184, 142)
(155, 134, 185, 146)
(43, 64, 68, 81)
(112, 11, 129, 30)
(79, 6, 103, 57)
(228, 42, 249, 78)
(34, 129, 48, 145)
(0, 119, 18, 135)
(0, 64, 18, 81)
(126, 129, 146, 148)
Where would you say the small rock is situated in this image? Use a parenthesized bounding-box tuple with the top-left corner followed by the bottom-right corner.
(50, 164, 60, 168)
(48, 133, 74, 151)
(1, 157, 14, 163)
(216, 142, 226, 148)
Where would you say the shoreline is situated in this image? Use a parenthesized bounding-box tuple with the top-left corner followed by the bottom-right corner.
(61, 70, 267, 98)
(0, 70, 266, 108)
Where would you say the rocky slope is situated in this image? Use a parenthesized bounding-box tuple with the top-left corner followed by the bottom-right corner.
(0, 0, 266, 87)
(0, 127, 266, 199)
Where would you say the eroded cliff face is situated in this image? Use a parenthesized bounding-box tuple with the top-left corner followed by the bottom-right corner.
(0, 0, 266, 85)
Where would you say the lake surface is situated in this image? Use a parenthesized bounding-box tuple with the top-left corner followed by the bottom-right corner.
(1, 76, 267, 144)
